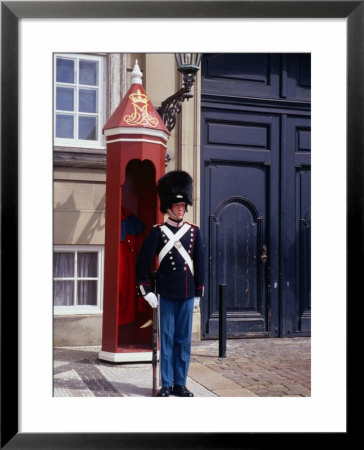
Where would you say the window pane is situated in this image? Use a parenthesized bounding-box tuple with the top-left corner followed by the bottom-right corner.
(77, 281, 97, 305)
(56, 114, 74, 138)
(79, 116, 97, 140)
(54, 252, 74, 277)
(79, 60, 98, 86)
(77, 252, 98, 277)
(79, 89, 97, 113)
(54, 281, 74, 306)
(56, 86, 74, 111)
(56, 58, 74, 83)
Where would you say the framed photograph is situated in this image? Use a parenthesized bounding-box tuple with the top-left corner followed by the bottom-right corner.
(1, 1, 354, 448)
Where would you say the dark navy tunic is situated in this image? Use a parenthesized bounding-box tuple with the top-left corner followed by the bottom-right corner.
(136, 220, 204, 300)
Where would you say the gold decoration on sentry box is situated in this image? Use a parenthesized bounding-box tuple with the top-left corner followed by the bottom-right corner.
(124, 89, 159, 128)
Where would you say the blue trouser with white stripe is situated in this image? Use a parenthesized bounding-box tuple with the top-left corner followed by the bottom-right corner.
(159, 296, 194, 387)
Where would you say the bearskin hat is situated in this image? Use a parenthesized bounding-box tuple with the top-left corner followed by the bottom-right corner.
(157, 170, 193, 214)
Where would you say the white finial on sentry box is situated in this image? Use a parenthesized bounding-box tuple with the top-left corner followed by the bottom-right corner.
(131, 59, 143, 85)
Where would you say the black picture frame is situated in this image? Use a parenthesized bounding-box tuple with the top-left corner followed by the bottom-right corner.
(1, 1, 354, 448)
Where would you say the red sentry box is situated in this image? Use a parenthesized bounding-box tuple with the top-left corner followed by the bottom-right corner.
(99, 72, 169, 362)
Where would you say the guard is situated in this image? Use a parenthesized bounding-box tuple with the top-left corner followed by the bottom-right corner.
(136, 170, 204, 397)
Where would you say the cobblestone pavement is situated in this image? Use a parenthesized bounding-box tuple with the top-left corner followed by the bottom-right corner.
(53, 337, 310, 397)
(53, 346, 216, 397)
(189, 337, 311, 397)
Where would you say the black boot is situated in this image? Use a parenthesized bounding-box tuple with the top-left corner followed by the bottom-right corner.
(157, 386, 172, 397)
(172, 385, 194, 397)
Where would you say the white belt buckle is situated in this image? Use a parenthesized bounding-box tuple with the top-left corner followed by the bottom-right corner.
(174, 240, 182, 249)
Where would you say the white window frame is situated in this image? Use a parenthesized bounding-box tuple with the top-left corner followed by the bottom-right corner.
(54, 53, 106, 149)
(53, 245, 104, 315)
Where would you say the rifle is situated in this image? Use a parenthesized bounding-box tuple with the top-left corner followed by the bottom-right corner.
(151, 271, 158, 397)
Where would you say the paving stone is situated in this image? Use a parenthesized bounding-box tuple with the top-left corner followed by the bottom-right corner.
(213, 388, 257, 397)
(188, 362, 257, 396)
(54, 369, 94, 397)
(53, 337, 311, 398)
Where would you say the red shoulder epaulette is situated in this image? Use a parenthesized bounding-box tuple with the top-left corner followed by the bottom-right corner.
(186, 221, 198, 228)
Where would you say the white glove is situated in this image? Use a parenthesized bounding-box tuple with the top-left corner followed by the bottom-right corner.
(194, 297, 200, 308)
(144, 292, 158, 309)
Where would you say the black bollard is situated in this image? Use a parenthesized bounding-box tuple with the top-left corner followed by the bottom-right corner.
(219, 283, 227, 358)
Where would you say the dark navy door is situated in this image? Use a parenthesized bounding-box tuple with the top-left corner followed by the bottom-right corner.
(281, 116, 311, 335)
(201, 109, 280, 337)
(200, 53, 311, 338)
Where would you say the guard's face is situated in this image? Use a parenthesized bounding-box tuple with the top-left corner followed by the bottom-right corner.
(171, 202, 186, 220)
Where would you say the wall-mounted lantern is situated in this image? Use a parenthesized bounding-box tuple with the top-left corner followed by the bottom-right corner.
(157, 53, 202, 133)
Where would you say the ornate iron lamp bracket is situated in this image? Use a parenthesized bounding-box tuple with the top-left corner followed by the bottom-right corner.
(158, 54, 201, 165)
(157, 72, 196, 133)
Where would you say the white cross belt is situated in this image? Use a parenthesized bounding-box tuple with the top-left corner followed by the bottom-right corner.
(158, 223, 194, 275)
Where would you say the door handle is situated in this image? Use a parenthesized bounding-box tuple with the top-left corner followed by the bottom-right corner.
(261, 244, 268, 263)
